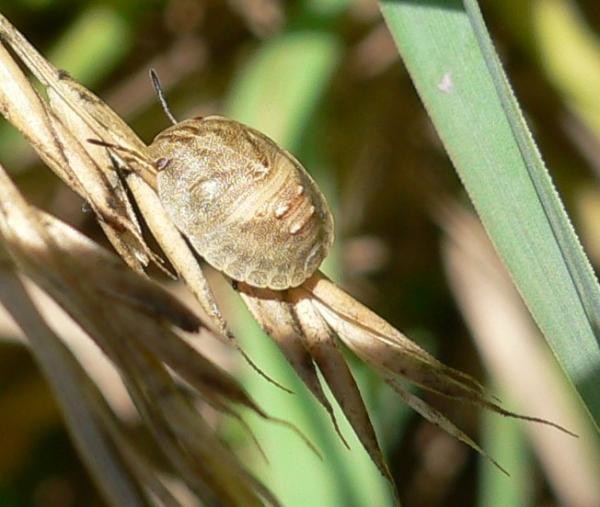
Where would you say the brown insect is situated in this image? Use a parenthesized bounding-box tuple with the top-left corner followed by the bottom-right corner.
(150, 115, 333, 289)
(97, 71, 334, 290)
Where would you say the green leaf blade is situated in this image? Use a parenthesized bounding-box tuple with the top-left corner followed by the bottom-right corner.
(380, 0, 600, 428)
(225, 30, 395, 506)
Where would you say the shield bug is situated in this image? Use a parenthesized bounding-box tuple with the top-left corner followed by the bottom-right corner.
(95, 71, 334, 290)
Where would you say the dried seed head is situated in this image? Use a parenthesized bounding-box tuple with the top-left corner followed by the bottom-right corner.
(149, 116, 334, 290)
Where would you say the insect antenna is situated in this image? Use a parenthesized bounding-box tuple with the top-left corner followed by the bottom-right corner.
(87, 138, 157, 188)
(87, 138, 147, 165)
(149, 68, 178, 126)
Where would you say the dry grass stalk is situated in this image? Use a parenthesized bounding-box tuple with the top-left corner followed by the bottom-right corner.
(0, 160, 280, 505)
(440, 203, 600, 505)
(0, 12, 576, 504)
(0, 268, 148, 506)
(0, 13, 231, 339)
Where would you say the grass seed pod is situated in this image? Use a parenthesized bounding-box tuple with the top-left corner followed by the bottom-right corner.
(148, 115, 334, 290)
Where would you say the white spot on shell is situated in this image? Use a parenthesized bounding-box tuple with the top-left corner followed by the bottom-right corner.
(252, 162, 269, 176)
(438, 72, 453, 93)
(194, 179, 219, 199)
(289, 222, 302, 235)
(296, 185, 304, 196)
(274, 203, 290, 218)
(289, 206, 314, 234)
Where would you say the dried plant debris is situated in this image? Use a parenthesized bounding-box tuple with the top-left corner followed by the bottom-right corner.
(0, 36, 151, 274)
(0, 161, 284, 505)
(236, 272, 575, 479)
(0, 13, 230, 339)
(0, 11, 576, 505)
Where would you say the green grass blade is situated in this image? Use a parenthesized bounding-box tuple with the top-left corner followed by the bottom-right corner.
(225, 31, 394, 506)
(380, 0, 600, 429)
(47, 5, 131, 87)
(225, 31, 338, 152)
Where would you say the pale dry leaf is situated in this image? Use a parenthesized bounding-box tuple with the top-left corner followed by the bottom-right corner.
(117, 344, 277, 507)
(385, 378, 508, 475)
(0, 14, 150, 171)
(125, 173, 232, 338)
(305, 273, 490, 400)
(0, 40, 151, 273)
(0, 277, 136, 418)
(0, 13, 232, 339)
(238, 282, 347, 442)
(0, 161, 278, 505)
(288, 287, 393, 483)
(41, 214, 201, 333)
(49, 87, 151, 269)
(0, 270, 148, 506)
(298, 270, 574, 471)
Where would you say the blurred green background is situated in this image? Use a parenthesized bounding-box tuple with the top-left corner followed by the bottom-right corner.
(0, 0, 599, 506)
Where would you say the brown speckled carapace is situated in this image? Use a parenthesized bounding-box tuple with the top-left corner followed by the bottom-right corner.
(149, 116, 334, 290)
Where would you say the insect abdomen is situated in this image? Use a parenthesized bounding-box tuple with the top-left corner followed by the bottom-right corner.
(151, 116, 334, 289)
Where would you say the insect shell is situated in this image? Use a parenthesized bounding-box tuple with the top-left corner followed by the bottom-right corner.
(147, 115, 334, 290)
